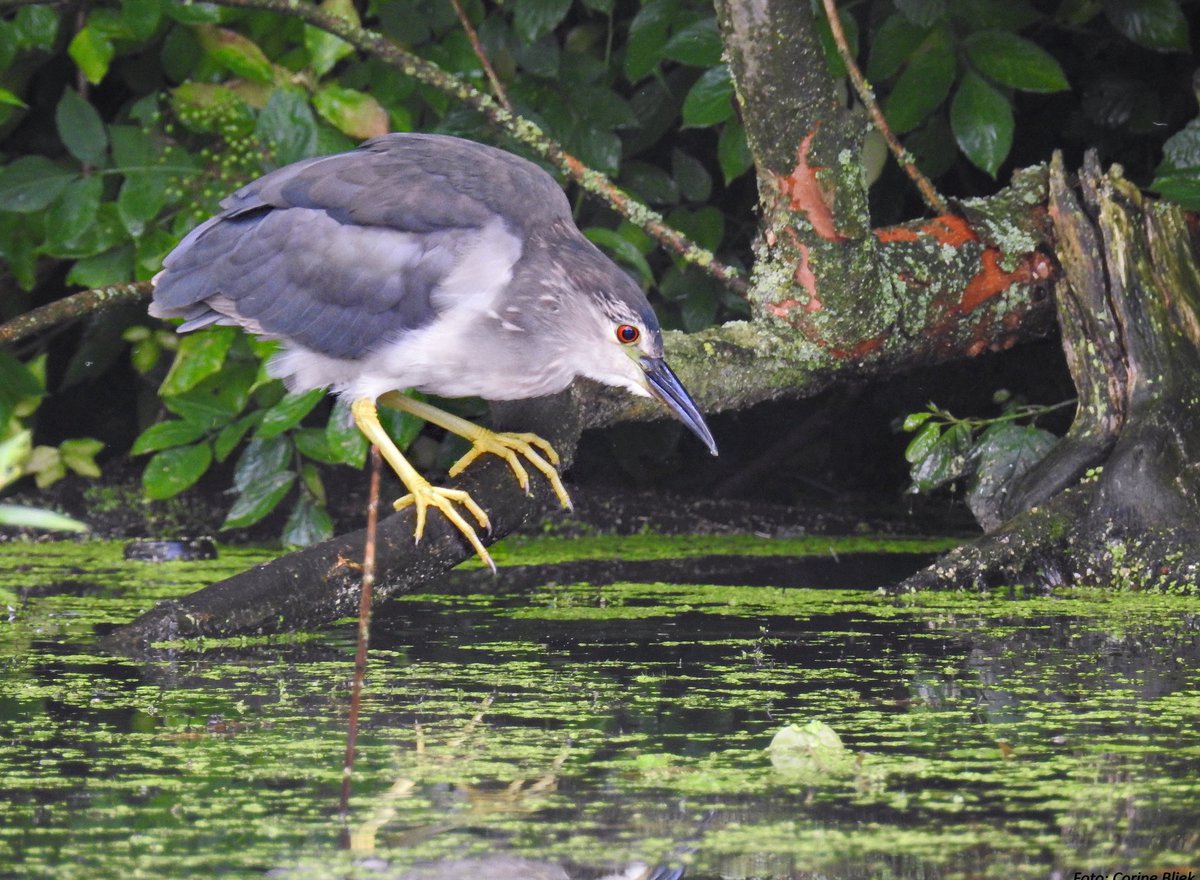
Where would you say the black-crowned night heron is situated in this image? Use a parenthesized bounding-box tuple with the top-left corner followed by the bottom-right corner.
(151, 133, 716, 569)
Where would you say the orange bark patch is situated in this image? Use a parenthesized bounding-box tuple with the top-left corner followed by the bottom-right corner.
(873, 226, 919, 243)
(767, 299, 805, 320)
(774, 131, 846, 242)
(961, 249, 1051, 312)
(829, 335, 885, 359)
(794, 242, 821, 312)
(921, 215, 977, 247)
(874, 214, 978, 247)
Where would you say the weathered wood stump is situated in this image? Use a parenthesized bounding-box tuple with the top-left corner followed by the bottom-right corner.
(899, 153, 1200, 592)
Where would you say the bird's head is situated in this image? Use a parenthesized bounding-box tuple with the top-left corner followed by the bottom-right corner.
(542, 238, 717, 456)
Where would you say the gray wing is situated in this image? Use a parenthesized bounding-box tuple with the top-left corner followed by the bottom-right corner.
(151, 134, 572, 361)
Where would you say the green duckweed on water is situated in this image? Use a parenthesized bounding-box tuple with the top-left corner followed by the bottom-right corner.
(1, 536, 1199, 879)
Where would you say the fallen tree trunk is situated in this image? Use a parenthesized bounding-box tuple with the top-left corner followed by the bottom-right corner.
(898, 153, 1200, 592)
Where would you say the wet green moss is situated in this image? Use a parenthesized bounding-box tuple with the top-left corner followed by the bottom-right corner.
(1, 537, 1199, 878)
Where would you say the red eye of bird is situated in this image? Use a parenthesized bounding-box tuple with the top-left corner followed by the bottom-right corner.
(616, 324, 640, 344)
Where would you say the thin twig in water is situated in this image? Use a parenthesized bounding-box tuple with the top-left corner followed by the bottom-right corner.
(340, 445, 382, 820)
(448, 0, 512, 113)
(820, 0, 947, 215)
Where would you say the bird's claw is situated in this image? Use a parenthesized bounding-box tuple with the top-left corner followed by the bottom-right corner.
(448, 431, 572, 510)
(394, 484, 495, 572)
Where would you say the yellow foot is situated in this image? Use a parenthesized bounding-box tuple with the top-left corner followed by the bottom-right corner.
(393, 483, 495, 572)
(448, 431, 573, 511)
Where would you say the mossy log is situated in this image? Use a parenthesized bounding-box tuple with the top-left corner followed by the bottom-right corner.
(898, 153, 1200, 592)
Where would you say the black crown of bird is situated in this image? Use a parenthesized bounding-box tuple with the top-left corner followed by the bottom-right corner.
(152, 132, 716, 570)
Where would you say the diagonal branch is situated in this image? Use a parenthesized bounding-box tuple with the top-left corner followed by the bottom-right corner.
(447, 0, 513, 113)
(819, 0, 946, 215)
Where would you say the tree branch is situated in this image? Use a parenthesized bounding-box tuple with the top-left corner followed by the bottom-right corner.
(447, 0, 512, 113)
(0, 282, 151, 348)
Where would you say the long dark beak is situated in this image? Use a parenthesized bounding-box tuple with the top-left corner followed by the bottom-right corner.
(640, 357, 718, 455)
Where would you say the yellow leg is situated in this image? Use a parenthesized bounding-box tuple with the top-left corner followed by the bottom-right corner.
(350, 397, 495, 572)
(378, 391, 573, 510)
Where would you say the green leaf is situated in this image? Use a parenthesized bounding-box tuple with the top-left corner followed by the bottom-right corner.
(67, 246, 135, 288)
(46, 176, 104, 247)
(305, 0, 358, 76)
(0, 504, 88, 533)
(906, 113, 957, 179)
(256, 389, 325, 439)
(951, 71, 1014, 177)
(904, 421, 941, 463)
(233, 435, 292, 492)
(624, 0, 673, 81)
(214, 411, 261, 462)
(0, 87, 26, 109)
(901, 411, 934, 432)
(223, 470, 296, 529)
(325, 400, 368, 467)
(0, 156, 77, 213)
(143, 442, 213, 499)
(281, 496, 333, 548)
(681, 65, 733, 128)
(514, 0, 572, 44)
(164, 0, 221, 24)
(196, 25, 276, 83)
(1103, 0, 1188, 52)
(672, 148, 711, 203)
(120, 0, 162, 41)
(895, 0, 946, 27)
(14, 6, 59, 50)
(680, 278, 718, 331)
(621, 161, 680, 206)
(573, 86, 638, 130)
(312, 84, 389, 139)
(0, 429, 32, 491)
(117, 174, 168, 238)
(909, 422, 972, 492)
(163, 361, 257, 429)
(867, 14, 929, 82)
(815, 6, 859, 78)
(256, 89, 319, 166)
(300, 460, 325, 504)
(59, 437, 104, 478)
(132, 419, 209, 455)
(966, 422, 1056, 526)
(964, 32, 1068, 93)
(584, 227, 654, 286)
(717, 120, 753, 184)
(68, 27, 115, 85)
(293, 427, 340, 464)
(666, 205, 724, 252)
(663, 17, 722, 67)
(41, 201, 123, 260)
(159, 326, 238, 397)
(1150, 169, 1200, 211)
(883, 32, 954, 133)
(0, 350, 42, 404)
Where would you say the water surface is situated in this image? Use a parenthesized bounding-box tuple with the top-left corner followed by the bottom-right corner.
(2, 537, 1198, 878)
